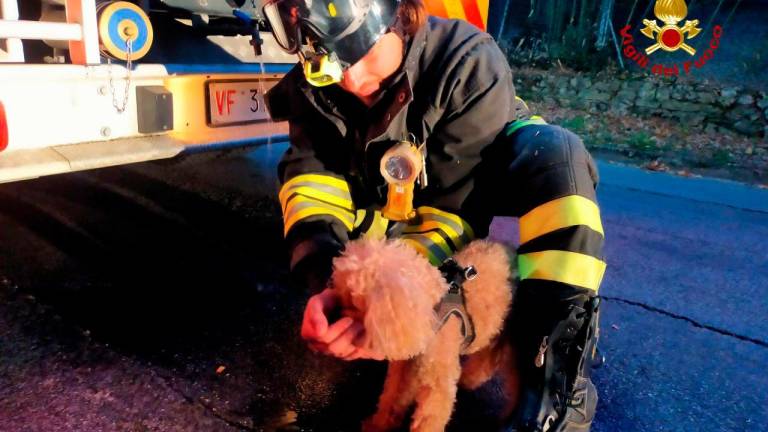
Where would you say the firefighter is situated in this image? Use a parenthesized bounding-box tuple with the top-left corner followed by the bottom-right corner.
(263, 0, 606, 429)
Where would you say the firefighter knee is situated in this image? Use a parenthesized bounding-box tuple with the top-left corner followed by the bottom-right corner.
(508, 124, 599, 200)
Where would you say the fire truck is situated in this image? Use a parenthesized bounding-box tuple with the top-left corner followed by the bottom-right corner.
(0, 0, 489, 183)
(0, 0, 297, 183)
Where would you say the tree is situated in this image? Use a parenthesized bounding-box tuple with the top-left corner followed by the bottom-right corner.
(503, 0, 618, 70)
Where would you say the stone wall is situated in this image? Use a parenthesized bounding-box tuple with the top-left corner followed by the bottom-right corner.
(512, 68, 768, 138)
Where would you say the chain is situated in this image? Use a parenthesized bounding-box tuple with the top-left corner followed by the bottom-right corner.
(107, 38, 133, 114)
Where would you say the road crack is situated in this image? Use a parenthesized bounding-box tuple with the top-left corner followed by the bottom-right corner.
(150, 369, 259, 431)
(601, 296, 768, 348)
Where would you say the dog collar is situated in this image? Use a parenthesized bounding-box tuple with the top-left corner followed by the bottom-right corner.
(434, 258, 477, 351)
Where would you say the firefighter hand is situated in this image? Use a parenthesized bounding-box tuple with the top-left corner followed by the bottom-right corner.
(301, 288, 384, 361)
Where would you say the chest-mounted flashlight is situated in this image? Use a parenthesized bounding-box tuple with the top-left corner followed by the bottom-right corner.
(380, 140, 426, 221)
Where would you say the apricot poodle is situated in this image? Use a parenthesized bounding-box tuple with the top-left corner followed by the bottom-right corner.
(331, 238, 518, 432)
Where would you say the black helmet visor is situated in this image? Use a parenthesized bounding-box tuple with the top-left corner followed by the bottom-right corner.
(265, 0, 399, 66)
(312, 0, 398, 65)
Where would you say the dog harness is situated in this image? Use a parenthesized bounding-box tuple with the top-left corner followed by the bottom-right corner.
(435, 258, 478, 351)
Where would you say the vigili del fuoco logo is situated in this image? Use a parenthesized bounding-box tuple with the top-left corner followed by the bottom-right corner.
(620, 0, 722, 76)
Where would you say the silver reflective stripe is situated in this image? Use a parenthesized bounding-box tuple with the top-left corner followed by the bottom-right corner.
(283, 195, 355, 226)
(281, 181, 353, 211)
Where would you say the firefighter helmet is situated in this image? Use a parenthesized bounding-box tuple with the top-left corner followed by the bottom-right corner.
(263, 0, 400, 86)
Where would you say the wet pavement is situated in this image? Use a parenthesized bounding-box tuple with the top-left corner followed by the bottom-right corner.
(0, 144, 766, 431)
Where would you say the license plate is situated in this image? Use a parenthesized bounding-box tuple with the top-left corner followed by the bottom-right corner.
(206, 79, 277, 127)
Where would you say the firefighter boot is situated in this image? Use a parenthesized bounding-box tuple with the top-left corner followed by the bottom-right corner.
(506, 286, 601, 432)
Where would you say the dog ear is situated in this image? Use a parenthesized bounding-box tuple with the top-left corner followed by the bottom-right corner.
(331, 239, 377, 311)
(333, 239, 448, 360)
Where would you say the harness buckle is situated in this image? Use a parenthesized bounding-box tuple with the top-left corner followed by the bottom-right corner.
(434, 258, 477, 351)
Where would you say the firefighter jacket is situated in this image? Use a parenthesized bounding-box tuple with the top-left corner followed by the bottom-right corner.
(265, 17, 605, 295)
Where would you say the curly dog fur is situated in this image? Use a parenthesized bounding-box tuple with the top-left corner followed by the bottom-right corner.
(332, 238, 518, 432)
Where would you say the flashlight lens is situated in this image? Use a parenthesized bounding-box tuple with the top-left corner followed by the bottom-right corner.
(385, 156, 413, 181)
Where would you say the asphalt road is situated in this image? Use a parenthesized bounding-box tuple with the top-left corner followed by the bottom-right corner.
(0, 144, 766, 431)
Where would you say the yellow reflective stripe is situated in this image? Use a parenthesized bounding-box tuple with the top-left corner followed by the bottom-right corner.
(403, 209, 473, 248)
(283, 195, 355, 236)
(401, 236, 449, 265)
(366, 211, 389, 240)
(353, 209, 367, 229)
(283, 207, 355, 237)
(418, 207, 475, 239)
(402, 219, 471, 250)
(399, 207, 474, 261)
(283, 194, 354, 223)
(402, 232, 452, 262)
(354, 209, 389, 240)
(283, 197, 354, 227)
(280, 186, 353, 213)
(505, 115, 547, 136)
(279, 174, 353, 211)
(519, 195, 604, 245)
(280, 182, 352, 206)
(425, 231, 453, 256)
(515, 95, 530, 111)
(518, 250, 606, 292)
(278, 174, 357, 237)
(402, 238, 434, 262)
(281, 173, 350, 192)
